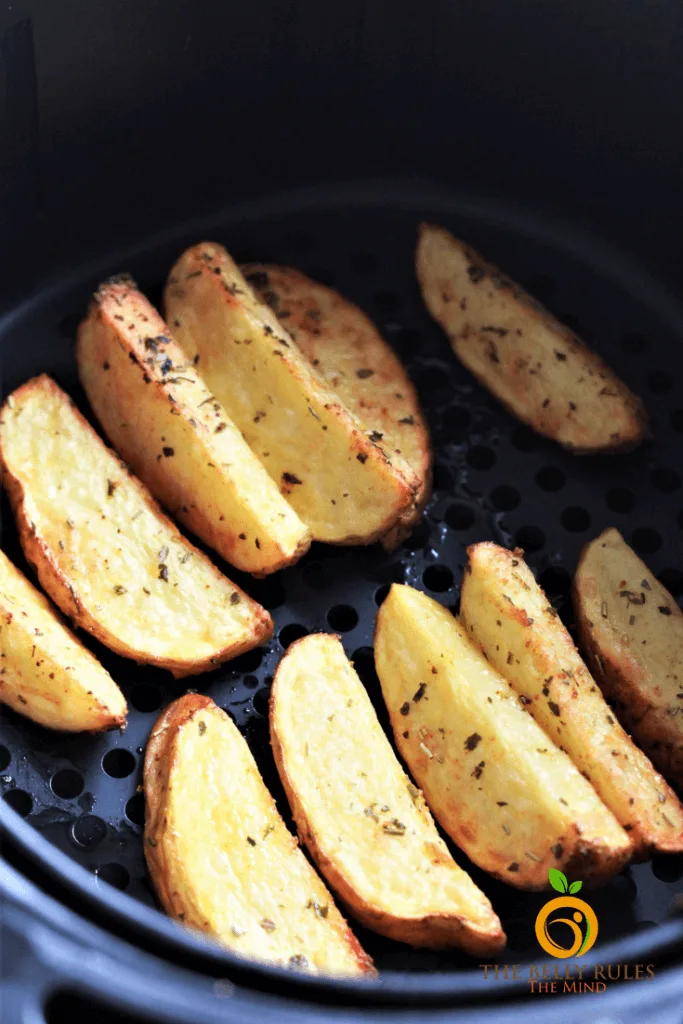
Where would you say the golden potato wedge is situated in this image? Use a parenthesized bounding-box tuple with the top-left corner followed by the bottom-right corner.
(242, 264, 431, 549)
(416, 223, 647, 453)
(270, 633, 504, 953)
(144, 694, 375, 976)
(461, 542, 683, 857)
(0, 549, 126, 731)
(575, 528, 683, 791)
(0, 375, 272, 677)
(374, 585, 631, 889)
(77, 276, 310, 576)
(164, 243, 415, 545)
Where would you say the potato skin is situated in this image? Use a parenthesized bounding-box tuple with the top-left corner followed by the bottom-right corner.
(164, 243, 415, 545)
(374, 585, 631, 889)
(0, 549, 126, 732)
(242, 264, 432, 550)
(416, 223, 648, 453)
(461, 542, 683, 858)
(574, 528, 683, 792)
(0, 375, 273, 677)
(144, 694, 375, 977)
(270, 633, 505, 955)
(77, 277, 310, 576)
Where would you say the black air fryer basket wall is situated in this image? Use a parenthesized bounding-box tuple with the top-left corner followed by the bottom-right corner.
(1, 2, 683, 1022)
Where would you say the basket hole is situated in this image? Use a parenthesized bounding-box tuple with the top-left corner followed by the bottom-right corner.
(393, 326, 423, 349)
(130, 683, 163, 713)
(102, 749, 136, 779)
(375, 583, 391, 606)
(467, 445, 496, 471)
(669, 409, 683, 432)
(606, 487, 637, 513)
(351, 646, 376, 683)
(125, 793, 145, 827)
(651, 468, 681, 493)
(657, 568, 683, 597)
(71, 814, 107, 848)
(279, 623, 308, 649)
(539, 566, 571, 595)
(651, 853, 683, 883)
(373, 289, 401, 314)
(561, 506, 591, 533)
(243, 674, 259, 689)
(631, 527, 662, 555)
(432, 462, 454, 491)
(2, 789, 32, 816)
(0, 745, 10, 772)
(253, 686, 272, 717)
(490, 484, 520, 511)
(647, 370, 673, 394)
(230, 648, 264, 673)
(303, 561, 329, 590)
(620, 332, 648, 354)
(441, 406, 471, 441)
(536, 466, 565, 492)
(510, 425, 538, 452)
(51, 769, 84, 800)
(248, 577, 286, 610)
(97, 863, 130, 891)
(350, 250, 380, 275)
(327, 604, 359, 632)
(445, 503, 475, 531)
(423, 565, 454, 592)
(515, 525, 545, 553)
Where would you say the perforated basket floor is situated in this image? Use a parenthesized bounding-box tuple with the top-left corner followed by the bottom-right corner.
(1, 188, 682, 974)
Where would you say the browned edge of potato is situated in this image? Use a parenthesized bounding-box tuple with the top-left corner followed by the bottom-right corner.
(461, 541, 683, 858)
(270, 632, 505, 954)
(144, 693, 376, 976)
(0, 548, 127, 731)
(374, 584, 632, 889)
(574, 527, 683, 792)
(416, 223, 648, 453)
(242, 263, 432, 550)
(77, 275, 311, 576)
(0, 374, 273, 677)
(164, 242, 416, 546)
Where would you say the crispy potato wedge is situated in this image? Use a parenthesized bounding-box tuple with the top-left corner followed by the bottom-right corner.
(575, 528, 683, 791)
(461, 542, 683, 857)
(0, 549, 126, 731)
(0, 375, 272, 677)
(144, 694, 375, 976)
(270, 633, 504, 953)
(164, 243, 415, 545)
(416, 224, 647, 453)
(77, 276, 311, 576)
(242, 264, 431, 549)
(374, 585, 631, 889)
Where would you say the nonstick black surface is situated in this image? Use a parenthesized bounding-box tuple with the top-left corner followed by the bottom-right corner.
(1, 192, 682, 974)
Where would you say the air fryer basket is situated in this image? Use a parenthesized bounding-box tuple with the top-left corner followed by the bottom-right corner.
(1, 184, 683, 1019)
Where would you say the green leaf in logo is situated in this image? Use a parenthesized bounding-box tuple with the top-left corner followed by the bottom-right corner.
(548, 868, 569, 893)
(569, 880, 583, 894)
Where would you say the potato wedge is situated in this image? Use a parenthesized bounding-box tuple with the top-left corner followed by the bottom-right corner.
(144, 694, 375, 976)
(0, 549, 126, 731)
(77, 276, 310, 576)
(575, 528, 683, 791)
(416, 223, 647, 453)
(164, 243, 415, 545)
(374, 585, 631, 889)
(270, 633, 504, 953)
(461, 542, 683, 857)
(0, 375, 272, 677)
(242, 264, 431, 549)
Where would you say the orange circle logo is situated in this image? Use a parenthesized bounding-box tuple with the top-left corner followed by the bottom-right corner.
(535, 870, 598, 958)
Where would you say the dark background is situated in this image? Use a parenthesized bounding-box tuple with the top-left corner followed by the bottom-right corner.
(2, 0, 683, 307)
